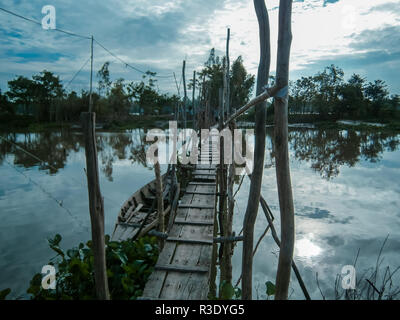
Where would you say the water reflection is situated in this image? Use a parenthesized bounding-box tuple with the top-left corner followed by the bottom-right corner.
(0, 129, 151, 181)
(266, 128, 400, 179)
(296, 235, 323, 258)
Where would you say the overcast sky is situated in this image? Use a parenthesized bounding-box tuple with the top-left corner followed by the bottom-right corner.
(0, 0, 399, 96)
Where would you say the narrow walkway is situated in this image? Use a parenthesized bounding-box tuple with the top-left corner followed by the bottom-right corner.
(141, 134, 219, 299)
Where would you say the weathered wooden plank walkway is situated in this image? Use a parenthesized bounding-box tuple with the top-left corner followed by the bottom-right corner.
(140, 135, 219, 300)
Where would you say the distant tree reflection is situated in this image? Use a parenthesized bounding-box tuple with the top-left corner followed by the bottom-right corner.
(1, 128, 399, 181)
(0, 129, 150, 180)
(281, 128, 400, 179)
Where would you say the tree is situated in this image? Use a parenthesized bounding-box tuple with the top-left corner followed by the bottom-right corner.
(198, 52, 224, 110)
(108, 78, 130, 118)
(230, 56, 255, 111)
(313, 65, 344, 118)
(337, 74, 366, 118)
(0, 89, 13, 115)
(7, 76, 36, 115)
(364, 80, 389, 117)
(32, 71, 64, 121)
(97, 62, 112, 97)
(198, 50, 255, 115)
(290, 76, 316, 114)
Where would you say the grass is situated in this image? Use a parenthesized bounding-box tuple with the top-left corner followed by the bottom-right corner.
(317, 236, 400, 300)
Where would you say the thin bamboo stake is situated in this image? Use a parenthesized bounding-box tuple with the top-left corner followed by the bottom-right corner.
(81, 112, 110, 300)
(182, 60, 187, 128)
(226, 28, 231, 115)
(89, 36, 94, 113)
(242, 0, 271, 300)
(154, 147, 164, 235)
(260, 198, 310, 300)
(223, 85, 279, 128)
(274, 0, 295, 300)
(192, 71, 196, 130)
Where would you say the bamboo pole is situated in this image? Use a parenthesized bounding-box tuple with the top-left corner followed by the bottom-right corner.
(226, 28, 231, 115)
(242, 0, 271, 300)
(223, 86, 279, 127)
(223, 27, 234, 284)
(274, 0, 295, 300)
(217, 88, 226, 264)
(81, 112, 110, 300)
(192, 71, 196, 130)
(89, 36, 94, 113)
(182, 60, 187, 128)
(154, 146, 164, 236)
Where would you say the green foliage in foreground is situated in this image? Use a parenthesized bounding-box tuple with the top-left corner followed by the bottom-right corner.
(0, 288, 11, 300)
(27, 234, 159, 300)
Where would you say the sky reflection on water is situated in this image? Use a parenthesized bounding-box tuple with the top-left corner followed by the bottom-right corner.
(0, 128, 399, 299)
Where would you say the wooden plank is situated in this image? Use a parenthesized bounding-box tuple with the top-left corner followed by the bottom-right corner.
(188, 182, 216, 186)
(155, 264, 209, 273)
(178, 204, 215, 209)
(141, 162, 217, 300)
(174, 219, 214, 226)
(184, 192, 217, 196)
(166, 237, 213, 245)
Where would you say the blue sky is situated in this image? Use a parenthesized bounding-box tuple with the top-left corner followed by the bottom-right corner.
(0, 0, 399, 96)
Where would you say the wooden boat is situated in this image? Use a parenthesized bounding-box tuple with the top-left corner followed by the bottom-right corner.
(111, 173, 176, 242)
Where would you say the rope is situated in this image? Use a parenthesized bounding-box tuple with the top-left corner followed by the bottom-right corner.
(0, 7, 91, 40)
(0, 7, 176, 81)
(93, 39, 174, 79)
(64, 56, 91, 90)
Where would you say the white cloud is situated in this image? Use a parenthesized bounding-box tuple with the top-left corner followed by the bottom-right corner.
(0, 0, 399, 94)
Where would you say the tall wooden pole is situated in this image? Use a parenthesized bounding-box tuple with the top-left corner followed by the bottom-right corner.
(242, 0, 271, 300)
(182, 60, 187, 128)
(226, 28, 231, 115)
(89, 35, 94, 113)
(192, 71, 196, 130)
(217, 87, 226, 267)
(154, 146, 165, 242)
(82, 112, 110, 300)
(274, 0, 295, 300)
(173, 72, 181, 124)
(223, 27, 234, 284)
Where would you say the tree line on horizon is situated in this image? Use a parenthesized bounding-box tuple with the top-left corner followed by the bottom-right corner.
(0, 60, 398, 124)
(288, 64, 399, 120)
(0, 48, 256, 125)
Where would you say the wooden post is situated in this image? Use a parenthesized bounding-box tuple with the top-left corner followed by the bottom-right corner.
(226, 28, 231, 115)
(242, 0, 271, 300)
(81, 112, 110, 300)
(192, 71, 196, 130)
(173, 72, 181, 125)
(218, 88, 227, 266)
(182, 60, 187, 128)
(89, 36, 94, 113)
(222, 27, 234, 285)
(274, 0, 295, 300)
(154, 146, 165, 240)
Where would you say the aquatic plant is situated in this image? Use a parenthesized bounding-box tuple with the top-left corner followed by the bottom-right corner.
(27, 234, 159, 300)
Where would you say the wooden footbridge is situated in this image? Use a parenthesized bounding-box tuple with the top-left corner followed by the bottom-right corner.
(140, 134, 220, 300)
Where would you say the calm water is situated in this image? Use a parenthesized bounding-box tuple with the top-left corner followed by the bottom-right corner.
(0, 128, 399, 299)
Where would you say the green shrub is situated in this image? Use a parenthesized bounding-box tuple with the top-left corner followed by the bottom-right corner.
(27, 234, 159, 300)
